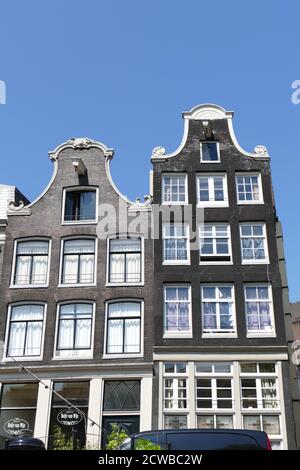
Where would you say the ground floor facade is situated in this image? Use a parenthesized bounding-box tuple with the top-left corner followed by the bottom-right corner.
(0, 352, 295, 449)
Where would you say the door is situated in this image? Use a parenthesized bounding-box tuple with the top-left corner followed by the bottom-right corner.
(102, 416, 140, 449)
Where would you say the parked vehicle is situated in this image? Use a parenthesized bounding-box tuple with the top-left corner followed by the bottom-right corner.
(119, 428, 272, 450)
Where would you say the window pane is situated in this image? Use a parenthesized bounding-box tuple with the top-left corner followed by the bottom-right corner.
(64, 190, 96, 221)
(201, 142, 219, 161)
(1, 383, 38, 408)
(243, 415, 260, 431)
(52, 382, 89, 407)
(262, 415, 280, 435)
(164, 415, 187, 429)
(196, 363, 213, 373)
(216, 415, 233, 429)
(197, 415, 214, 429)
(103, 381, 140, 411)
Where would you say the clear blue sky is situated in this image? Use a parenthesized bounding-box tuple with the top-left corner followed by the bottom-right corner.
(0, 0, 299, 301)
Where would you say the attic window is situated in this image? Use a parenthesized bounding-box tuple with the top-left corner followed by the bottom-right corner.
(63, 189, 96, 223)
(200, 142, 220, 163)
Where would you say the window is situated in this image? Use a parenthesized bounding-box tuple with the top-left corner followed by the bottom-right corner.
(200, 142, 220, 162)
(199, 224, 231, 264)
(103, 381, 140, 411)
(61, 239, 96, 285)
(163, 224, 190, 264)
(243, 415, 281, 449)
(201, 285, 236, 335)
(5, 304, 45, 359)
(240, 363, 276, 374)
(195, 363, 233, 410)
(196, 174, 228, 207)
(162, 174, 187, 204)
(244, 285, 275, 335)
(0, 383, 39, 448)
(164, 286, 192, 337)
(12, 240, 50, 286)
(241, 378, 278, 409)
(164, 362, 188, 410)
(197, 415, 233, 429)
(164, 415, 187, 429)
(236, 174, 263, 204)
(105, 302, 141, 355)
(55, 303, 93, 358)
(63, 188, 97, 222)
(48, 382, 89, 450)
(240, 223, 269, 264)
(108, 239, 142, 284)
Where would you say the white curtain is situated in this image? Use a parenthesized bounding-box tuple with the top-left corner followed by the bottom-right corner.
(110, 239, 140, 283)
(8, 305, 43, 357)
(63, 239, 95, 284)
(57, 303, 92, 357)
(15, 241, 48, 285)
(107, 302, 140, 353)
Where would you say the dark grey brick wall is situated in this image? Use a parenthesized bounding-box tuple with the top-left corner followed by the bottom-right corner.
(0, 145, 154, 366)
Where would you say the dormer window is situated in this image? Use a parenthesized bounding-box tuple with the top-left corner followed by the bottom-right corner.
(200, 142, 220, 163)
(63, 188, 97, 223)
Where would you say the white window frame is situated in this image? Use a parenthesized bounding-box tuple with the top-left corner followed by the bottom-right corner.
(2, 302, 47, 362)
(195, 362, 234, 411)
(103, 299, 144, 359)
(105, 236, 144, 286)
(236, 173, 264, 205)
(241, 376, 279, 411)
(163, 362, 188, 411)
(201, 284, 237, 338)
(163, 285, 193, 339)
(58, 236, 97, 288)
(244, 284, 276, 338)
(53, 301, 95, 360)
(162, 173, 188, 205)
(199, 223, 232, 265)
(240, 223, 269, 265)
(242, 414, 282, 449)
(61, 186, 99, 225)
(197, 414, 235, 430)
(196, 173, 228, 207)
(10, 238, 51, 289)
(163, 224, 190, 265)
(200, 141, 220, 163)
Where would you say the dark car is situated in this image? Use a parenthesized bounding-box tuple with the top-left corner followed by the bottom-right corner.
(119, 428, 272, 450)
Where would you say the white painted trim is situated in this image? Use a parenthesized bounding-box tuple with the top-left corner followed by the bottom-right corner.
(240, 222, 269, 265)
(52, 301, 96, 360)
(244, 283, 276, 338)
(86, 378, 103, 448)
(161, 173, 188, 205)
(2, 302, 48, 362)
(151, 104, 268, 162)
(200, 141, 220, 163)
(277, 361, 288, 450)
(162, 222, 191, 265)
(105, 235, 144, 287)
(140, 376, 153, 431)
(153, 353, 289, 361)
(163, 285, 193, 338)
(196, 173, 229, 208)
(10, 237, 52, 289)
(58, 235, 97, 288)
(61, 186, 99, 225)
(200, 284, 237, 336)
(34, 380, 52, 445)
(236, 172, 264, 205)
(199, 222, 232, 265)
(103, 298, 144, 359)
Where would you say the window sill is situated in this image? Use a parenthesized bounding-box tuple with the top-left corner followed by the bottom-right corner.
(237, 201, 264, 205)
(197, 203, 229, 208)
(200, 160, 221, 164)
(163, 332, 193, 339)
(246, 332, 276, 338)
(102, 353, 143, 360)
(105, 282, 144, 287)
(52, 355, 93, 361)
(61, 220, 97, 225)
(241, 260, 269, 265)
(199, 261, 233, 266)
(58, 283, 97, 288)
(163, 261, 191, 266)
(9, 284, 49, 289)
(202, 333, 237, 338)
(161, 202, 189, 206)
(2, 356, 43, 363)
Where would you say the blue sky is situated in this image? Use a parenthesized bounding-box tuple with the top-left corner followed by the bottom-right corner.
(0, 0, 299, 301)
